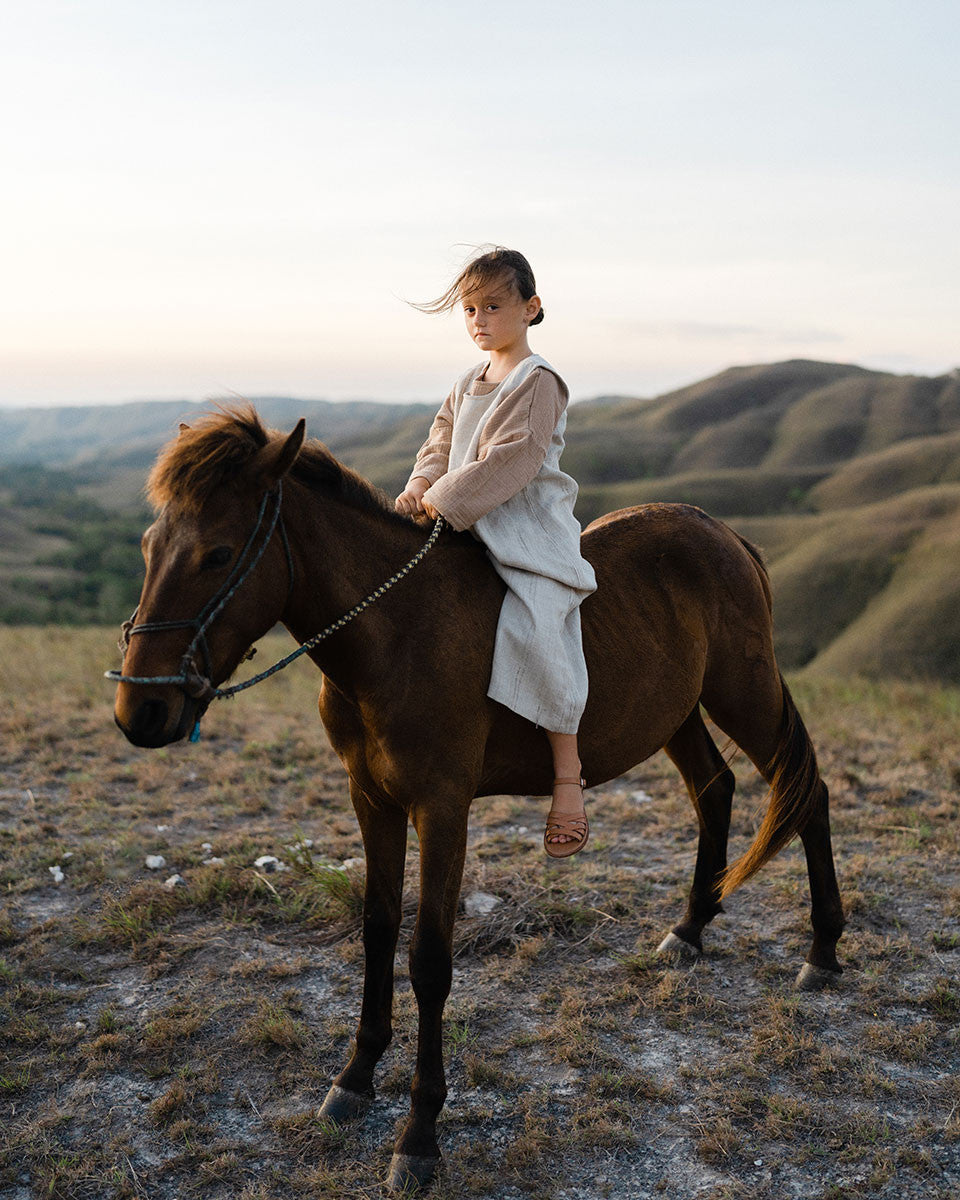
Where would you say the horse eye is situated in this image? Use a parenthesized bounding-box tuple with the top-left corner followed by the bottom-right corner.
(204, 546, 233, 569)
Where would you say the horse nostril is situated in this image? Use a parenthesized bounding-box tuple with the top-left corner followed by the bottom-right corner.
(131, 698, 169, 744)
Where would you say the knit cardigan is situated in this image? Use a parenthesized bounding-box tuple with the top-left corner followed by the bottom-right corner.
(407, 365, 567, 533)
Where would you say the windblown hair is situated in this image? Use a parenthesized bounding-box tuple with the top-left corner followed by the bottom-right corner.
(146, 405, 407, 524)
(414, 245, 544, 325)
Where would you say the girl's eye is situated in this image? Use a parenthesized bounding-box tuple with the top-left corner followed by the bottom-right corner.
(204, 546, 233, 569)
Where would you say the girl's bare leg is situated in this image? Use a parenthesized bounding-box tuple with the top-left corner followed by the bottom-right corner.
(545, 730, 584, 845)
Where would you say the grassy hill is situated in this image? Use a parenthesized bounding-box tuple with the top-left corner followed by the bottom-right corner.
(3, 359, 960, 682)
(563, 359, 960, 680)
(0, 397, 436, 470)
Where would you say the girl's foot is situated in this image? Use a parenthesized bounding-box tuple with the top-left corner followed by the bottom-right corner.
(544, 776, 588, 858)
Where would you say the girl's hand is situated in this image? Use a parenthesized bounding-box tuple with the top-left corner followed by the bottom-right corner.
(422, 497, 439, 520)
(395, 476, 431, 516)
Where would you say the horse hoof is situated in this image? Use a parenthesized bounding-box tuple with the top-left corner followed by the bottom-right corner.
(316, 1084, 372, 1124)
(386, 1153, 441, 1194)
(657, 931, 701, 962)
(795, 962, 842, 992)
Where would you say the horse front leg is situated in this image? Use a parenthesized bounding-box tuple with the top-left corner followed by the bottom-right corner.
(387, 798, 469, 1194)
(318, 781, 407, 1122)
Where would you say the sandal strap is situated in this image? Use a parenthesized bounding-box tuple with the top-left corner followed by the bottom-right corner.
(544, 814, 588, 835)
(547, 777, 588, 847)
(544, 797, 589, 855)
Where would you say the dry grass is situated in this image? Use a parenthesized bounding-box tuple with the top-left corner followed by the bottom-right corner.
(1, 628, 959, 1198)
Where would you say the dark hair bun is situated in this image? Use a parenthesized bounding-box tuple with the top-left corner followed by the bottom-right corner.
(530, 307, 544, 326)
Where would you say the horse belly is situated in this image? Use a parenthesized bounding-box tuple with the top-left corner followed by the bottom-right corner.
(577, 509, 713, 784)
(477, 569, 706, 796)
(581, 589, 705, 782)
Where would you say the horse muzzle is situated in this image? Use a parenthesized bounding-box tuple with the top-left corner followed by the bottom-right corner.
(114, 686, 205, 748)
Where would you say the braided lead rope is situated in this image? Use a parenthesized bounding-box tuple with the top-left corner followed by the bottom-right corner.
(213, 515, 445, 697)
(106, 516, 445, 699)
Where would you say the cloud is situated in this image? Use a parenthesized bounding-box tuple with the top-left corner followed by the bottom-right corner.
(621, 320, 845, 345)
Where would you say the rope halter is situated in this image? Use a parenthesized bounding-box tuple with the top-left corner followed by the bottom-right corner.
(106, 482, 445, 735)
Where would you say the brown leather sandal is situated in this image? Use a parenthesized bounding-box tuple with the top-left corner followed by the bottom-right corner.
(544, 776, 589, 859)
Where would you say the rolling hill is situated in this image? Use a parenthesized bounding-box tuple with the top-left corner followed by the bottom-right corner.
(2, 358, 959, 682)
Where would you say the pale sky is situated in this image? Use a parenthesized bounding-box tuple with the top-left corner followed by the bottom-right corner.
(1, 0, 957, 408)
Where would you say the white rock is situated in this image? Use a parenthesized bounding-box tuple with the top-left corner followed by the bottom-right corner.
(163, 874, 187, 889)
(631, 789, 653, 804)
(201, 857, 225, 867)
(340, 857, 364, 871)
(463, 890, 502, 917)
(201, 842, 213, 853)
(145, 855, 166, 870)
(61, 851, 73, 860)
(75, 1021, 87, 1030)
(156, 825, 171, 833)
(49, 865, 65, 884)
(253, 855, 286, 872)
(286, 838, 313, 851)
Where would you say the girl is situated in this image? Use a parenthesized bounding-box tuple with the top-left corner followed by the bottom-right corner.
(395, 247, 597, 857)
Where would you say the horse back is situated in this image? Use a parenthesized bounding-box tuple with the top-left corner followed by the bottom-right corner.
(480, 503, 775, 795)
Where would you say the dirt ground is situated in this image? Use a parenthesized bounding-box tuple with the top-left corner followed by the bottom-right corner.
(1, 629, 959, 1200)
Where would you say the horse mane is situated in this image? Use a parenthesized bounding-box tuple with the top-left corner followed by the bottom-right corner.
(147, 404, 416, 528)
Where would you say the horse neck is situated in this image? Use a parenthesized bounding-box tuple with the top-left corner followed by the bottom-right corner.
(279, 483, 432, 687)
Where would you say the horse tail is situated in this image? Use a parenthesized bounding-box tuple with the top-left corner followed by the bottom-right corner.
(719, 673, 821, 900)
(734, 531, 772, 609)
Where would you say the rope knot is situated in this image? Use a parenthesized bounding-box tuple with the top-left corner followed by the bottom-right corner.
(183, 671, 218, 703)
(118, 619, 135, 655)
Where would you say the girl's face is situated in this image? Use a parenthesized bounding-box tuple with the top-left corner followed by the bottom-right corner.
(460, 277, 541, 355)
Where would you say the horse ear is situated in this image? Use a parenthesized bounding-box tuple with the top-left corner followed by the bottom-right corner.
(178, 423, 191, 435)
(255, 419, 306, 486)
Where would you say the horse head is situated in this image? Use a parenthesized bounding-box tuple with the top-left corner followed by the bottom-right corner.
(113, 409, 305, 747)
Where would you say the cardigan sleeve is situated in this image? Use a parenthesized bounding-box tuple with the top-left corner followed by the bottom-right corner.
(423, 368, 566, 532)
(406, 383, 456, 487)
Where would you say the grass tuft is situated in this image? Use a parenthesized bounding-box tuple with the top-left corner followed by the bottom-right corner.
(242, 998, 310, 1050)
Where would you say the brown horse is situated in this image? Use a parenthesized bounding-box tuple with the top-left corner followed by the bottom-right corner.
(112, 407, 843, 1193)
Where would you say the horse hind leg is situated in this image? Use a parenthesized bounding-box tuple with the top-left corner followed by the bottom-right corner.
(794, 781, 844, 989)
(658, 706, 736, 960)
(702, 671, 844, 988)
